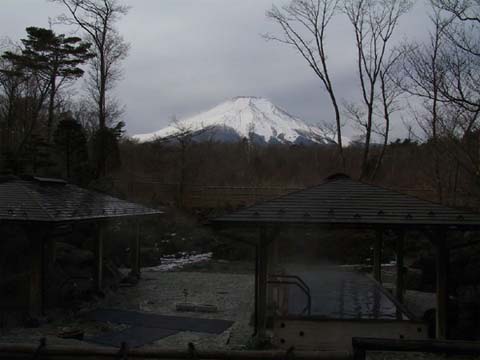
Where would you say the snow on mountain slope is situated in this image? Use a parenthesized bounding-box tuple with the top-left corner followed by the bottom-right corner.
(133, 96, 346, 145)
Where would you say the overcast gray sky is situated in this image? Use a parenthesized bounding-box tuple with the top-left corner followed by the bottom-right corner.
(1, 0, 430, 139)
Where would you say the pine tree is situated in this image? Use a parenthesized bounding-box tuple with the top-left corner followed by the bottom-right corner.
(3, 27, 93, 143)
(91, 121, 125, 176)
(21, 133, 55, 175)
(54, 114, 89, 182)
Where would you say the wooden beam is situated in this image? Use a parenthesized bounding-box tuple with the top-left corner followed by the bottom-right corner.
(435, 232, 449, 339)
(94, 224, 104, 292)
(275, 319, 428, 351)
(373, 229, 383, 283)
(130, 221, 141, 278)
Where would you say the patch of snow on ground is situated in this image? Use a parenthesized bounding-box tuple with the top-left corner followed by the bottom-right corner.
(143, 252, 213, 272)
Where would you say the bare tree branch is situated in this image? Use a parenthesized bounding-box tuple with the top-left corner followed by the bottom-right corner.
(264, 0, 345, 168)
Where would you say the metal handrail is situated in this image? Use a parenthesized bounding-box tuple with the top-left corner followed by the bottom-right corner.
(269, 274, 311, 295)
(267, 276, 312, 316)
(369, 276, 418, 321)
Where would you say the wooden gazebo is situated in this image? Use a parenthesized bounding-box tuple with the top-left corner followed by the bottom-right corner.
(0, 175, 163, 319)
(212, 174, 480, 343)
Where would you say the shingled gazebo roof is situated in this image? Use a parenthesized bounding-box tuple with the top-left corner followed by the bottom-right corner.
(0, 176, 162, 223)
(212, 174, 480, 229)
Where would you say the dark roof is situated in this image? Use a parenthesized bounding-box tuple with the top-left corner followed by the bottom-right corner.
(212, 174, 480, 228)
(0, 176, 163, 222)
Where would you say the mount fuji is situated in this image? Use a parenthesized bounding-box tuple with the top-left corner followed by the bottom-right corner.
(133, 96, 345, 145)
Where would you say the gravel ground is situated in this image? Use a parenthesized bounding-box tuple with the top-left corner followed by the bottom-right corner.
(0, 268, 255, 350)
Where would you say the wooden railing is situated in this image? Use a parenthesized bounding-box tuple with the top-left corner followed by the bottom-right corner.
(352, 337, 480, 360)
(0, 341, 351, 359)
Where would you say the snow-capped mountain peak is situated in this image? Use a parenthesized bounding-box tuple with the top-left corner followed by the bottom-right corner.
(133, 96, 342, 145)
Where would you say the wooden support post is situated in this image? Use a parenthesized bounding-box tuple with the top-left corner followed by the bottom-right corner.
(435, 232, 449, 339)
(28, 226, 50, 317)
(267, 236, 279, 310)
(43, 235, 56, 310)
(353, 347, 366, 360)
(254, 245, 259, 336)
(374, 229, 383, 283)
(267, 236, 279, 273)
(395, 230, 405, 319)
(257, 228, 269, 339)
(94, 224, 104, 292)
(130, 221, 141, 278)
(29, 237, 43, 317)
(396, 231, 405, 304)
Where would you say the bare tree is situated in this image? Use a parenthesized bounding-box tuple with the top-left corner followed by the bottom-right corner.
(396, 1, 480, 202)
(158, 117, 214, 208)
(431, 0, 480, 124)
(52, 0, 129, 176)
(68, 97, 98, 138)
(265, 0, 346, 167)
(430, 0, 480, 200)
(397, 8, 452, 202)
(431, 0, 480, 41)
(344, 0, 411, 178)
(371, 50, 404, 179)
(0, 50, 24, 158)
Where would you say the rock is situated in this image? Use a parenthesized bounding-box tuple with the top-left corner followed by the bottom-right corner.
(176, 302, 196, 312)
(194, 304, 218, 313)
(176, 302, 218, 313)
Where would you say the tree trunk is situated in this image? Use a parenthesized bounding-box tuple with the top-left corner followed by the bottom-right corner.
(372, 75, 391, 180)
(331, 93, 345, 170)
(47, 74, 56, 144)
(97, 53, 107, 178)
(361, 103, 374, 179)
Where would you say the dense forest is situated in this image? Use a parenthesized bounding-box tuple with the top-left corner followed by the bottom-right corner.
(115, 137, 478, 210)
